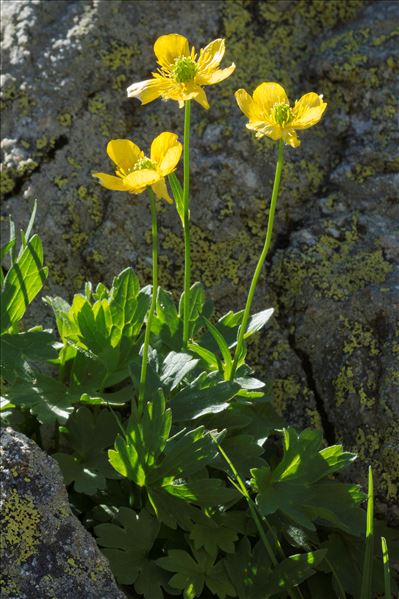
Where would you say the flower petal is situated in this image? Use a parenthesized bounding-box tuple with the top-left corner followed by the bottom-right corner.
(235, 88, 263, 121)
(196, 63, 236, 85)
(291, 93, 327, 129)
(253, 82, 289, 115)
(150, 132, 182, 175)
(106, 139, 142, 173)
(93, 172, 127, 192)
(126, 78, 170, 104)
(154, 34, 190, 69)
(191, 86, 209, 109)
(197, 38, 226, 72)
(123, 169, 160, 193)
(282, 129, 301, 147)
(151, 178, 173, 203)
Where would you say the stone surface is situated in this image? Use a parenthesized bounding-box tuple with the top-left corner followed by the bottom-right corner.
(0, 427, 126, 599)
(1, 0, 398, 519)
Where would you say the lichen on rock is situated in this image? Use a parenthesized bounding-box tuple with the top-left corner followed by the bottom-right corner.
(0, 428, 125, 599)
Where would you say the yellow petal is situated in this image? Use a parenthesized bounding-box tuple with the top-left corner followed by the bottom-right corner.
(282, 129, 301, 147)
(291, 93, 327, 129)
(123, 169, 160, 193)
(151, 178, 173, 203)
(197, 38, 226, 72)
(150, 132, 182, 175)
(196, 63, 236, 86)
(235, 89, 262, 121)
(93, 172, 127, 192)
(253, 82, 289, 116)
(106, 139, 142, 173)
(192, 86, 209, 109)
(154, 34, 190, 69)
(126, 78, 170, 104)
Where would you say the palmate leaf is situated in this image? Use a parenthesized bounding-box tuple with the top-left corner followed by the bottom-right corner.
(0, 329, 57, 382)
(189, 512, 239, 558)
(264, 549, 327, 596)
(55, 406, 120, 494)
(108, 391, 172, 486)
(251, 428, 365, 532)
(6, 369, 77, 424)
(157, 548, 236, 599)
(95, 507, 160, 587)
(212, 434, 266, 478)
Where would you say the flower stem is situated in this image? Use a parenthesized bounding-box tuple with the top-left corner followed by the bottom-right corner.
(137, 188, 158, 417)
(182, 99, 191, 347)
(230, 139, 285, 381)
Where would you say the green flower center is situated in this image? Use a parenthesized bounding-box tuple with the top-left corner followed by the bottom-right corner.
(133, 157, 156, 171)
(171, 56, 198, 83)
(274, 103, 293, 126)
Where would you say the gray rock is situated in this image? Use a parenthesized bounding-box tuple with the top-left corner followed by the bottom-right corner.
(1, 0, 398, 520)
(0, 427, 126, 599)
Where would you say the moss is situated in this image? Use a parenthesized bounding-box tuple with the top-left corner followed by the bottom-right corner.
(0, 489, 40, 565)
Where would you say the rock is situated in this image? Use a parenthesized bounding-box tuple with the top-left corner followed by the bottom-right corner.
(1, 0, 398, 519)
(0, 427, 126, 599)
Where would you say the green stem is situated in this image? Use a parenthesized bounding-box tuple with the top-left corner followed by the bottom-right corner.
(230, 139, 285, 380)
(137, 188, 158, 417)
(182, 99, 191, 347)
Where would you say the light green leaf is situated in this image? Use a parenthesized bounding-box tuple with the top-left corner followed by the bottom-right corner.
(1, 235, 48, 333)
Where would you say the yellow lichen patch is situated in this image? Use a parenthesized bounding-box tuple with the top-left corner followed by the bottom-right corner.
(101, 41, 139, 70)
(271, 218, 393, 308)
(0, 168, 16, 197)
(58, 113, 73, 128)
(1, 489, 40, 565)
(341, 318, 379, 356)
(272, 376, 301, 416)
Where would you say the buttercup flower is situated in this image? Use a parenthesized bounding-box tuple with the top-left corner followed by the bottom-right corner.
(93, 132, 182, 203)
(127, 33, 236, 109)
(235, 82, 327, 148)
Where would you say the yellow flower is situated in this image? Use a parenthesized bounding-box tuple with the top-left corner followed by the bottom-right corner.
(127, 33, 236, 109)
(93, 132, 182, 203)
(235, 82, 327, 148)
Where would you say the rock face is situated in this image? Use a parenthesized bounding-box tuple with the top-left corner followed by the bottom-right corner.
(0, 427, 126, 599)
(1, 1, 398, 519)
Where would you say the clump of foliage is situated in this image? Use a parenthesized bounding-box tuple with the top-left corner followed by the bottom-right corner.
(1, 33, 397, 599)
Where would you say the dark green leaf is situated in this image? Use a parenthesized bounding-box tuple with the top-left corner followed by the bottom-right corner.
(95, 507, 159, 585)
(55, 407, 120, 494)
(265, 549, 327, 595)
